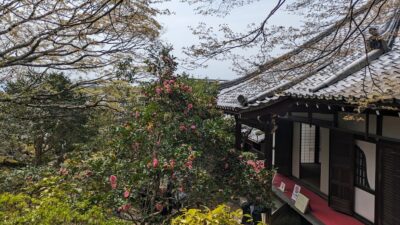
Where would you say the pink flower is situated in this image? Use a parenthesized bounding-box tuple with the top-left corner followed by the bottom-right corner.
(153, 157, 159, 168)
(119, 203, 131, 212)
(109, 175, 117, 189)
(178, 186, 184, 192)
(187, 103, 193, 110)
(59, 167, 68, 176)
(165, 86, 172, 94)
(247, 160, 256, 167)
(246, 160, 265, 173)
(179, 124, 187, 131)
(155, 203, 163, 212)
(124, 190, 130, 198)
(135, 111, 140, 119)
(155, 87, 162, 95)
(185, 160, 193, 170)
(190, 124, 196, 130)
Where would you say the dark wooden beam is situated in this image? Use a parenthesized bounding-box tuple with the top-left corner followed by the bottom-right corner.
(235, 115, 242, 150)
(240, 99, 294, 118)
(365, 111, 370, 139)
(239, 118, 265, 130)
(263, 115, 273, 168)
(376, 114, 383, 136)
(333, 112, 338, 128)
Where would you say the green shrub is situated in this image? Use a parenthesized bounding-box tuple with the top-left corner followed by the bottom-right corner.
(171, 205, 243, 225)
(0, 177, 129, 225)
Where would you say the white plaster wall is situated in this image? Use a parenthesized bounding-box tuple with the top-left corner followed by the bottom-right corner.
(355, 140, 376, 190)
(382, 116, 400, 139)
(354, 187, 375, 222)
(338, 113, 365, 133)
(292, 122, 300, 178)
(320, 128, 330, 195)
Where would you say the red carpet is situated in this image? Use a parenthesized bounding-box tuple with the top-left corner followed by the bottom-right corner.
(273, 174, 364, 225)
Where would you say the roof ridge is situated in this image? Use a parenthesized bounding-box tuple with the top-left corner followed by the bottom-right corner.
(219, 0, 386, 90)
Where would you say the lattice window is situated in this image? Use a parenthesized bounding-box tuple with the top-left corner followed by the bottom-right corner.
(355, 146, 371, 190)
(300, 124, 316, 163)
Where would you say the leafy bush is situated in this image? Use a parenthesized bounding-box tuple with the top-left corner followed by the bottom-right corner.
(0, 174, 128, 225)
(171, 204, 243, 225)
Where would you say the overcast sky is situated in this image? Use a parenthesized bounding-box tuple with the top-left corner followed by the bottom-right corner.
(157, 1, 301, 81)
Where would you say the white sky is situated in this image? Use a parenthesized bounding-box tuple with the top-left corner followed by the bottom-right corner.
(158, 0, 301, 80)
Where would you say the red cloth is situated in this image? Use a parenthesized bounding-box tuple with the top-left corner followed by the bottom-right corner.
(273, 174, 364, 225)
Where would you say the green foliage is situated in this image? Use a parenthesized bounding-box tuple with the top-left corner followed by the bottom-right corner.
(0, 72, 95, 165)
(0, 47, 273, 225)
(0, 176, 128, 225)
(171, 205, 243, 225)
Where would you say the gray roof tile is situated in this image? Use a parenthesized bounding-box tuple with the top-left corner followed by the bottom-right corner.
(218, 5, 400, 111)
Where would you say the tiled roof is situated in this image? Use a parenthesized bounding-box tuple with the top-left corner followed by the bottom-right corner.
(217, 3, 400, 112)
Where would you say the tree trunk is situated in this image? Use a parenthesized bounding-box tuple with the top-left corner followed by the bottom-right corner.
(34, 136, 44, 166)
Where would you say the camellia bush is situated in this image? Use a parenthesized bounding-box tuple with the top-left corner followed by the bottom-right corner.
(94, 47, 274, 224)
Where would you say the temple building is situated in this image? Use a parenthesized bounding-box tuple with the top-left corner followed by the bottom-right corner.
(217, 4, 400, 225)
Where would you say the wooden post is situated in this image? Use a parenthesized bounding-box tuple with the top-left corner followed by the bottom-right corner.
(263, 115, 273, 169)
(365, 111, 370, 139)
(235, 115, 242, 150)
(376, 114, 383, 136)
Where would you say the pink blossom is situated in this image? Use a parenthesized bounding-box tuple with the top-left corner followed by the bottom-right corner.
(178, 186, 184, 192)
(124, 190, 130, 198)
(179, 124, 187, 131)
(247, 160, 256, 167)
(153, 157, 159, 168)
(135, 111, 140, 119)
(59, 167, 68, 176)
(165, 87, 172, 94)
(109, 175, 117, 189)
(190, 124, 196, 130)
(155, 203, 163, 211)
(187, 103, 193, 110)
(119, 203, 131, 212)
(185, 160, 193, 170)
(246, 160, 265, 173)
(155, 87, 162, 95)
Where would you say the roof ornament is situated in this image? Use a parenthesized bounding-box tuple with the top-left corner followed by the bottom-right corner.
(368, 27, 389, 52)
(237, 95, 248, 107)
